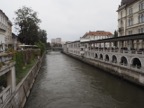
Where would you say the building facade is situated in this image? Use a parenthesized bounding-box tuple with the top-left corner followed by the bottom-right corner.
(51, 38, 62, 47)
(6, 21, 13, 47)
(55, 38, 62, 44)
(80, 31, 113, 47)
(12, 33, 18, 50)
(51, 39, 56, 44)
(0, 10, 12, 51)
(63, 41, 80, 56)
(118, 0, 144, 36)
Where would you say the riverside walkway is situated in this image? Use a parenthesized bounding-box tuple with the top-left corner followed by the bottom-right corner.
(25, 51, 144, 108)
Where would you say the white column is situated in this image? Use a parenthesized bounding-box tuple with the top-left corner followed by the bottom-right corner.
(127, 40, 132, 51)
(7, 66, 16, 92)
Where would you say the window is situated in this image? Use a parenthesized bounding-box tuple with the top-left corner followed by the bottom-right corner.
(138, 28, 144, 33)
(128, 17, 133, 26)
(128, 30, 133, 35)
(120, 20, 123, 27)
(141, 28, 144, 33)
(139, 1, 144, 10)
(95, 36, 97, 40)
(121, 11, 123, 18)
(138, 13, 144, 23)
(128, 7, 133, 15)
(138, 29, 141, 33)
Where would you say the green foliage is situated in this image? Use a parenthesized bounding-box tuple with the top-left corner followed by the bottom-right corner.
(14, 51, 25, 74)
(14, 49, 40, 84)
(0, 62, 3, 69)
(114, 30, 118, 38)
(38, 29, 47, 44)
(46, 42, 51, 49)
(114, 30, 118, 47)
(36, 41, 46, 55)
(15, 6, 41, 45)
(0, 75, 7, 88)
(14, 6, 48, 46)
(16, 60, 35, 84)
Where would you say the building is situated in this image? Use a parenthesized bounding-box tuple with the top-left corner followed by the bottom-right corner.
(117, 0, 144, 36)
(55, 38, 61, 44)
(51, 39, 56, 44)
(63, 41, 80, 55)
(0, 10, 12, 51)
(51, 38, 62, 46)
(80, 31, 113, 47)
(12, 33, 18, 50)
(6, 20, 13, 47)
(80, 31, 113, 42)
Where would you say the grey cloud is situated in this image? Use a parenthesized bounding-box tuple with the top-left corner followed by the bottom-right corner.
(0, 0, 121, 42)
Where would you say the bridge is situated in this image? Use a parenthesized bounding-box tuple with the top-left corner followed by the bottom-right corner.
(51, 47, 62, 51)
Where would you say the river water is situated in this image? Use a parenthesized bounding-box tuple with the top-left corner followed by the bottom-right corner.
(25, 51, 144, 108)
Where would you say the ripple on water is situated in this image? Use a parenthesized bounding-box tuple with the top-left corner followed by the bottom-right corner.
(25, 52, 144, 108)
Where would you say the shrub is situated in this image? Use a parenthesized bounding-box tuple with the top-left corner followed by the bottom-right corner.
(14, 49, 40, 83)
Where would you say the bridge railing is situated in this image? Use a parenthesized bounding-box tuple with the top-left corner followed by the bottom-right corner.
(0, 86, 11, 107)
(88, 48, 144, 55)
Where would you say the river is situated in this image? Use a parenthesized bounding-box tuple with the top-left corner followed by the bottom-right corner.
(24, 51, 144, 108)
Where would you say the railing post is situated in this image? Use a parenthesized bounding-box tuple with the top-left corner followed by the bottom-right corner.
(7, 64, 16, 92)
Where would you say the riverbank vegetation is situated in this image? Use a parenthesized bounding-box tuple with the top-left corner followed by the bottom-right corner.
(14, 6, 47, 84)
(14, 49, 41, 84)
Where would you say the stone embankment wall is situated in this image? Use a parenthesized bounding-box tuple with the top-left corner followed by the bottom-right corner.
(1, 55, 44, 108)
(63, 52, 144, 87)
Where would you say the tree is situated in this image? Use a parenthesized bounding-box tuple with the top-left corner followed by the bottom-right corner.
(38, 29, 47, 44)
(114, 30, 118, 38)
(15, 6, 41, 45)
(113, 30, 118, 47)
(36, 41, 46, 55)
(46, 42, 51, 49)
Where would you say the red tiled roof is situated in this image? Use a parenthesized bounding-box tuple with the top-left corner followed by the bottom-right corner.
(82, 31, 113, 38)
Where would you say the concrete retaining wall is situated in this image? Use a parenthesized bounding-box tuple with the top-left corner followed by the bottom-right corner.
(63, 52, 144, 87)
(1, 55, 44, 108)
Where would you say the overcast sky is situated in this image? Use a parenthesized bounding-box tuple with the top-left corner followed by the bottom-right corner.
(0, 0, 121, 42)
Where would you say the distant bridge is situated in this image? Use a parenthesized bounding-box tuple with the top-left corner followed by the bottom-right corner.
(51, 47, 62, 51)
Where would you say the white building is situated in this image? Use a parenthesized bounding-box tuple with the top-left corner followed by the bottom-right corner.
(51, 39, 56, 44)
(0, 10, 12, 51)
(12, 33, 18, 50)
(51, 38, 62, 44)
(117, 0, 144, 36)
(80, 31, 113, 42)
(55, 38, 61, 44)
(63, 41, 80, 55)
(80, 31, 113, 47)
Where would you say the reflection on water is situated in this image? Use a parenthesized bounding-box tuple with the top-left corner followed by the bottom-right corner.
(25, 51, 144, 108)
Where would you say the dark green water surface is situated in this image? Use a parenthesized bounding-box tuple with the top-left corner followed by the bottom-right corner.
(25, 51, 144, 108)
